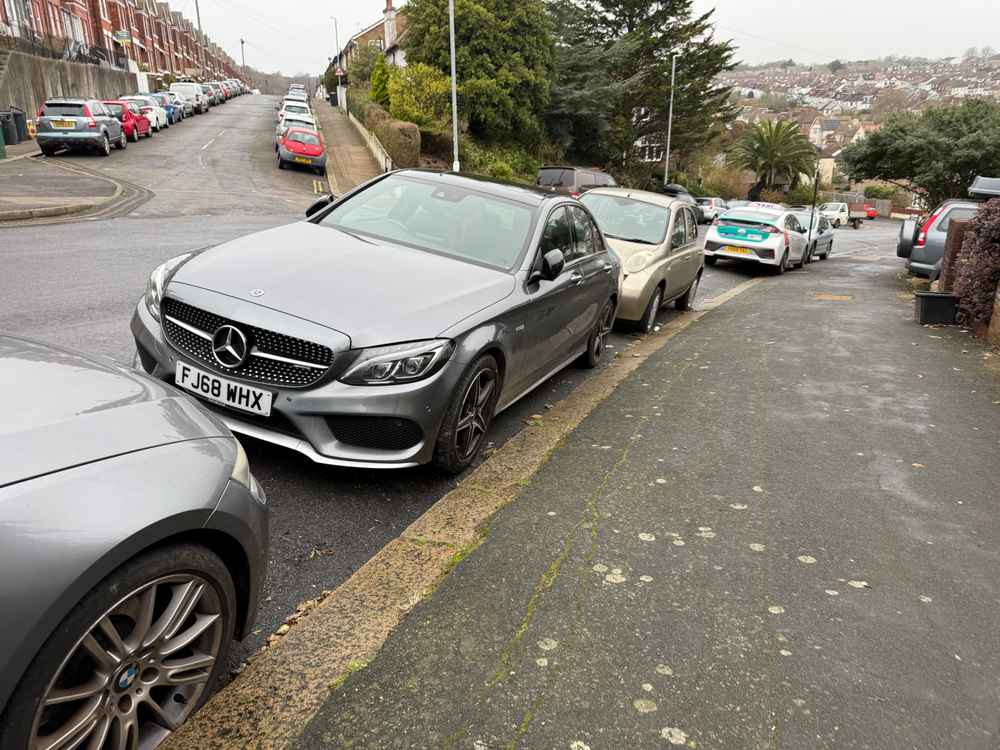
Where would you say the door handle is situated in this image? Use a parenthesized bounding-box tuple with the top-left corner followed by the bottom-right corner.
(602, 262, 613, 274)
(570, 271, 584, 285)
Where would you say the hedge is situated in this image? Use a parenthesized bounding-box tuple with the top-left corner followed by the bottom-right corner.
(375, 120, 421, 169)
(954, 199, 1000, 328)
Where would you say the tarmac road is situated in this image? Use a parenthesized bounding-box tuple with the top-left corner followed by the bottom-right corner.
(0, 103, 900, 674)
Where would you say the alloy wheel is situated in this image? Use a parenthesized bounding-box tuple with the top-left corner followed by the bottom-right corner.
(454, 369, 496, 460)
(592, 302, 615, 361)
(102, 136, 110, 156)
(643, 289, 662, 333)
(30, 574, 224, 750)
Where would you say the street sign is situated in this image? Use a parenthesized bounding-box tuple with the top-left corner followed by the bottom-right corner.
(335, 67, 345, 77)
(113, 30, 131, 44)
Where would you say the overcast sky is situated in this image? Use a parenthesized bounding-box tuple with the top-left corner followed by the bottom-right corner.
(191, 0, 999, 76)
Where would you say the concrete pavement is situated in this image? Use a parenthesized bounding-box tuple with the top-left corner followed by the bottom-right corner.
(311, 98, 381, 193)
(0, 155, 117, 221)
(296, 232, 1000, 748)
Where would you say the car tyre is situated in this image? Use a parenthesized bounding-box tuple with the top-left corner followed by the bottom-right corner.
(116, 132, 127, 150)
(579, 299, 616, 369)
(833, 219, 841, 228)
(774, 250, 788, 275)
(676, 272, 700, 311)
(277, 155, 286, 170)
(820, 242, 832, 260)
(99, 134, 111, 156)
(433, 355, 500, 475)
(0, 543, 236, 750)
(129, 127, 139, 143)
(704, 256, 717, 266)
(639, 286, 663, 334)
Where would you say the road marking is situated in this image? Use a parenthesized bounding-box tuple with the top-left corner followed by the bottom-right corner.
(200, 137, 217, 150)
(312, 180, 325, 194)
(217, 129, 227, 136)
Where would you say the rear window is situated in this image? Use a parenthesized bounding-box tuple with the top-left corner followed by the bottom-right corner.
(284, 105, 309, 115)
(537, 168, 575, 188)
(720, 210, 780, 228)
(696, 198, 710, 206)
(105, 103, 124, 116)
(289, 132, 320, 146)
(936, 207, 978, 232)
(42, 103, 85, 116)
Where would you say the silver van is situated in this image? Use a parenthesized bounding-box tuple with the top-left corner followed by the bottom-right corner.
(169, 82, 209, 114)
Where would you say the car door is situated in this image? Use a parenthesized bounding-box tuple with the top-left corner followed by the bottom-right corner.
(784, 215, 807, 262)
(663, 208, 693, 299)
(90, 101, 118, 140)
(509, 206, 582, 395)
(567, 204, 614, 349)
(677, 207, 703, 290)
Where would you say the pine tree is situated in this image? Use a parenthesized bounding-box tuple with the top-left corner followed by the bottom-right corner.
(371, 54, 391, 108)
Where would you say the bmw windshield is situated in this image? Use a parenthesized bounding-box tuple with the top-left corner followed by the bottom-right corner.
(316, 175, 536, 270)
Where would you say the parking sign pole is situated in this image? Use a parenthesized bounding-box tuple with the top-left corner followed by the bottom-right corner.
(664, 54, 677, 185)
(448, 0, 460, 172)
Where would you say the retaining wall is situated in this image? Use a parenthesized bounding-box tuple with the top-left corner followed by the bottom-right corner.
(0, 50, 137, 116)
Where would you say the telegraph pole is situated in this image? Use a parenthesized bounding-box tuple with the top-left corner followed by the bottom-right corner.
(240, 37, 246, 82)
(194, 0, 206, 77)
(331, 17, 341, 89)
(664, 54, 677, 185)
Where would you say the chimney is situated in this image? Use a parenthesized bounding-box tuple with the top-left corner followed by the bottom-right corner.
(384, 0, 397, 51)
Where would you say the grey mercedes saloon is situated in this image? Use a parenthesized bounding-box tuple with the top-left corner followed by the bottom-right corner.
(0, 335, 268, 750)
(131, 170, 621, 474)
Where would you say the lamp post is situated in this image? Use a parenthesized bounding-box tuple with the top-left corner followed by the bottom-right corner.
(448, 0, 459, 172)
(331, 16, 341, 89)
(194, 0, 206, 78)
(664, 53, 677, 185)
(240, 37, 246, 82)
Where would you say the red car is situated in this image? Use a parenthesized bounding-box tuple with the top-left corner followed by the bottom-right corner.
(277, 127, 327, 175)
(864, 203, 878, 220)
(103, 99, 151, 142)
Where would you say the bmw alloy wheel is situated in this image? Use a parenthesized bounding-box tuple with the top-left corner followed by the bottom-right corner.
(30, 573, 225, 750)
(454, 369, 496, 461)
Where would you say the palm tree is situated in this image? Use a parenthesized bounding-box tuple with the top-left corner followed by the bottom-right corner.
(728, 120, 818, 196)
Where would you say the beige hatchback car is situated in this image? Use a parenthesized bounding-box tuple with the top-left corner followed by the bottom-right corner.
(580, 188, 704, 332)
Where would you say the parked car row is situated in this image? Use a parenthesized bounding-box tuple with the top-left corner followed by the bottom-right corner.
(35, 79, 249, 157)
(272, 83, 328, 175)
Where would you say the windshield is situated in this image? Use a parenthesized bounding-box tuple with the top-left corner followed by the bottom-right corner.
(284, 105, 309, 115)
(317, 175, 535, 270)
(42, 103, 85, 116)
(580, 193, 669, 245)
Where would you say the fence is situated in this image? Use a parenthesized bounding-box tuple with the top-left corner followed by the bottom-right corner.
(0, 29, 126, 69)
(340, 87, 394, 173)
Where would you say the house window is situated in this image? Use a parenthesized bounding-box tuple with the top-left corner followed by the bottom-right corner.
(99, 0, 108, 20)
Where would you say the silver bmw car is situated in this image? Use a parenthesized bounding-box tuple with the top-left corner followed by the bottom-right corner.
(131, 170, 620, 474)
(0, 335, 268, 750)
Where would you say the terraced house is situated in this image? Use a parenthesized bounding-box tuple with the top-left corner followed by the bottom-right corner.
(0, 0, 238, 77)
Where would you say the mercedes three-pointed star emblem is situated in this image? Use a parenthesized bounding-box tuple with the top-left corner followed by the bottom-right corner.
(211, 324, 249, 368)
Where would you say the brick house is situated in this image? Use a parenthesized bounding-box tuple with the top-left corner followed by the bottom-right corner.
(333, 0, 409, 76)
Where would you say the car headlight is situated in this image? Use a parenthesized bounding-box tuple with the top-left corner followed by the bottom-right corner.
(230, 438, 252, 488)
(624, 252, 654, 275)
(143, 253, 192, 321)
(340, 339, 454, 386)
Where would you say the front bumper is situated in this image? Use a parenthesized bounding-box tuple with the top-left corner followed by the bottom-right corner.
(205, 476, 269, 639)
(131, 301, 461, 469)
(617, 267, 664, 321)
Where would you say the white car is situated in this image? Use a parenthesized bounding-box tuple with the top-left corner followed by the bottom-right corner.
(790, 209, 835, 262)
(275, 114, 317, 146)
(169, 82, 209, 114)
(703, 206, 810, 274)
(121, 95, 168, 131)
(819, 202, 849, 228)
(695, 197, 726, 224)
(277, 101, 312, 124)
(165, 91, 193, 117)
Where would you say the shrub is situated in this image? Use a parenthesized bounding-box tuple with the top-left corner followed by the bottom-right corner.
(388, 63, 451, 131)
(346, 86, 371, 123)
(365, 102, 391, 132)
(954, 199, 1000, 327)
(374, 120, 421, 168)
(864, 184, 896, 200)
(785, 184, 821, 205)
(461, 140, 540, 183)
(760, 188, 786, 204)
(347, 44, 381, 86)
(370, 55, 390, 107)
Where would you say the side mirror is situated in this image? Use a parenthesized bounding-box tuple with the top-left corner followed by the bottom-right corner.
(541, 249, 565, 281)
(305, 194, 338, 218)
